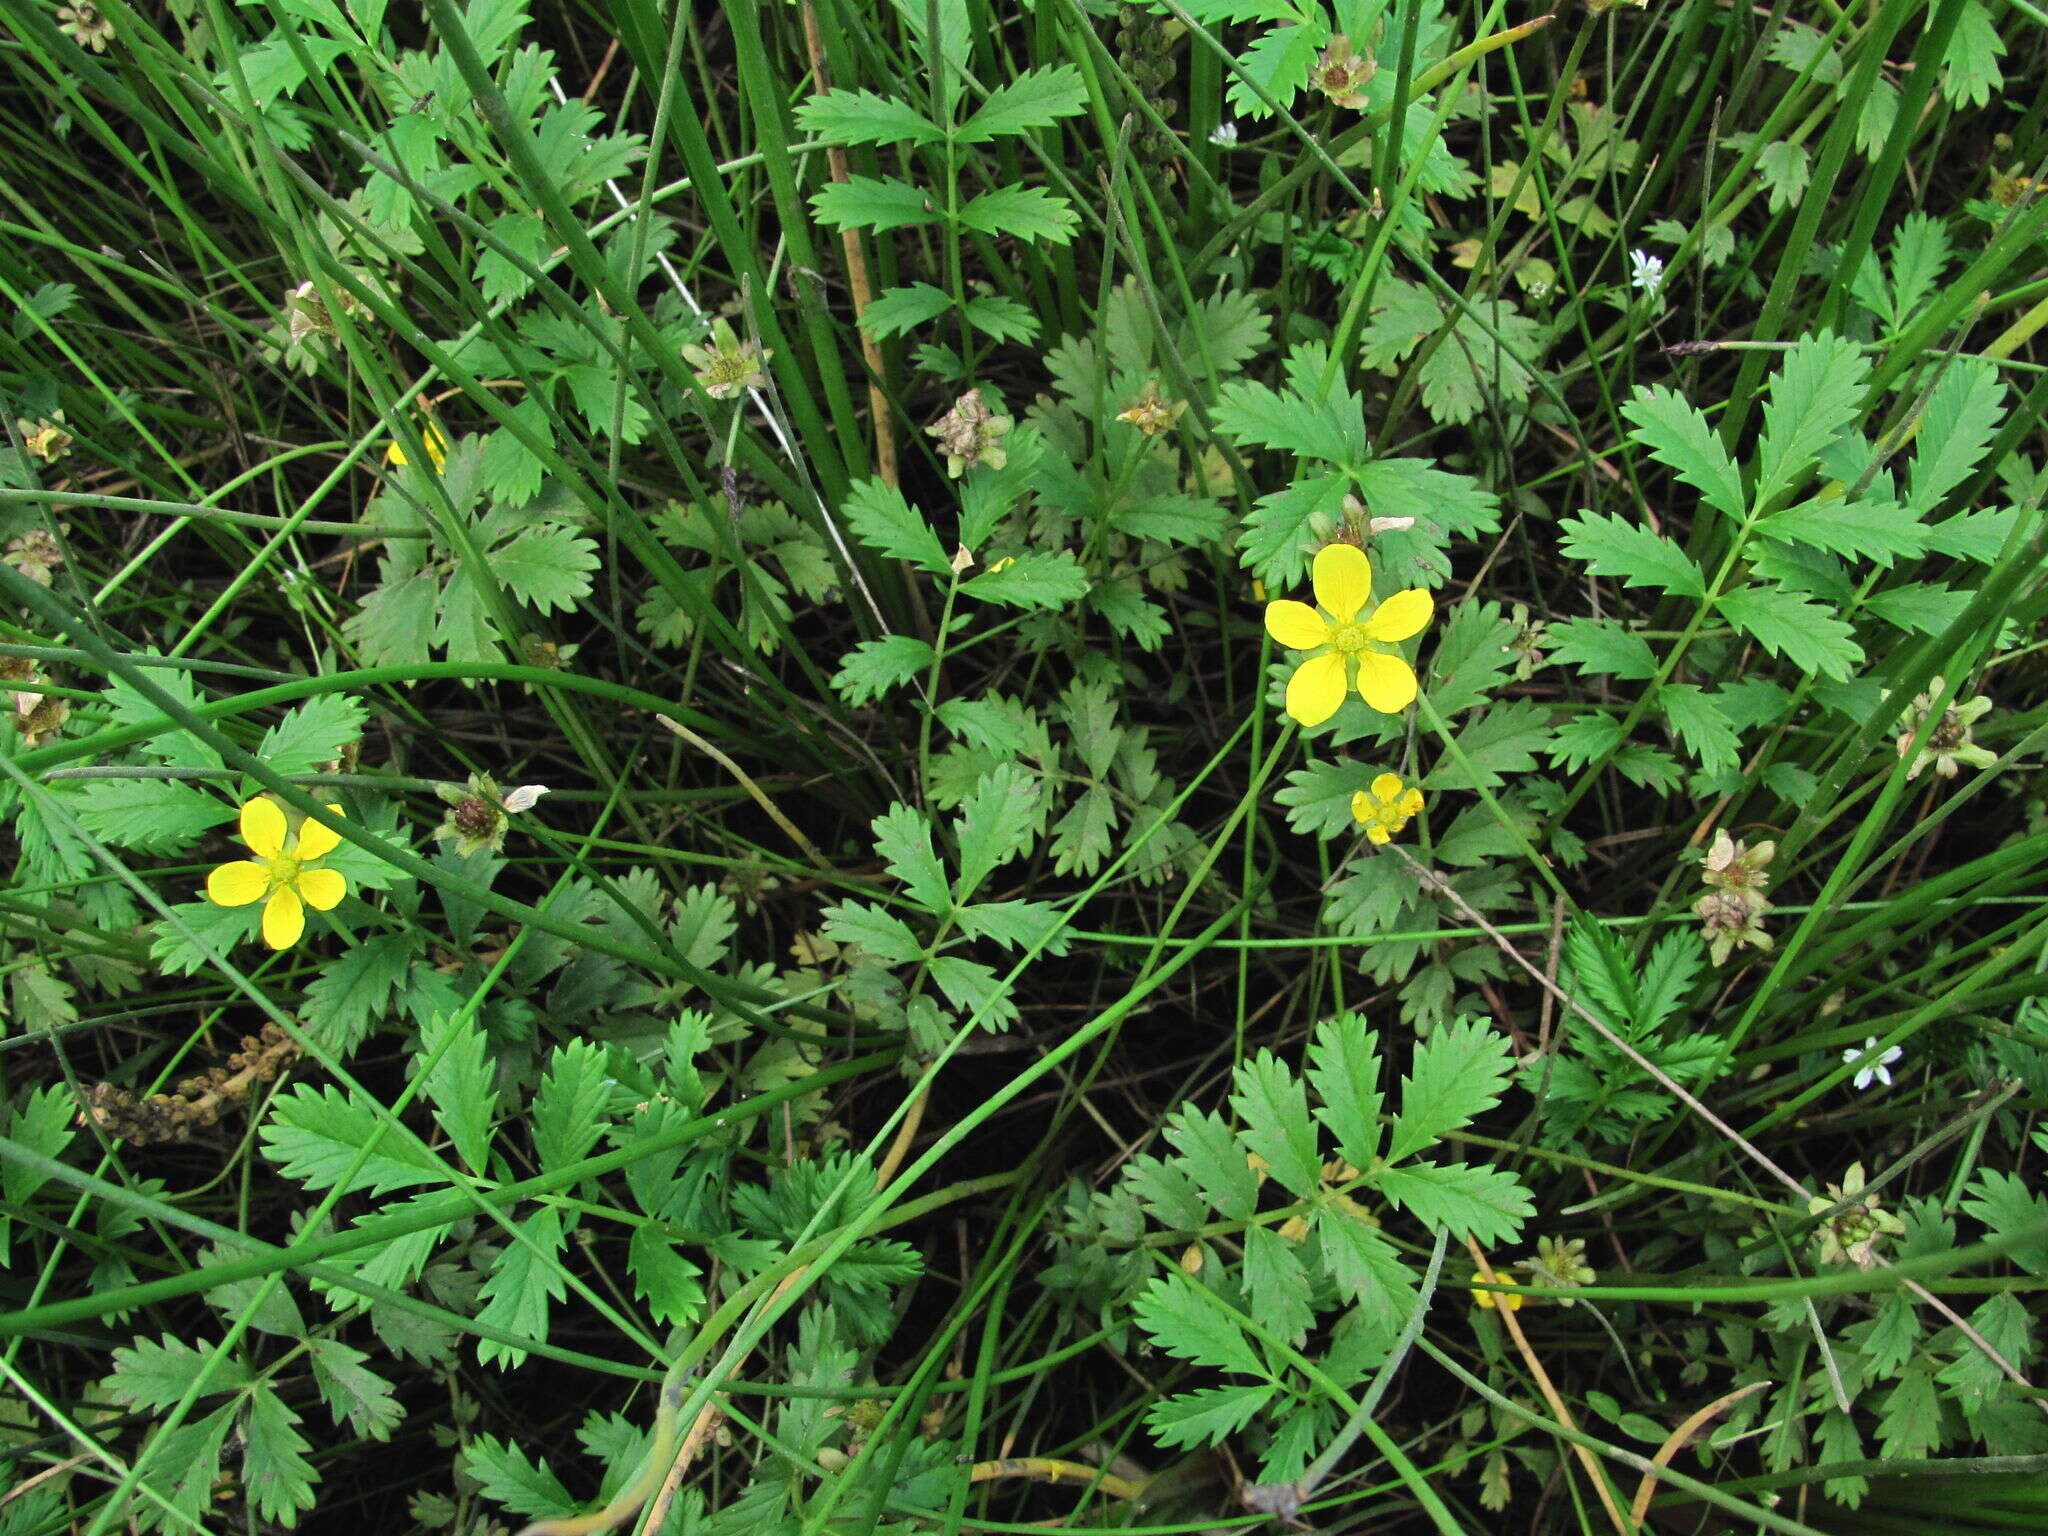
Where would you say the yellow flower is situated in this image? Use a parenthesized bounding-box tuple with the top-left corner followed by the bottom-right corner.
(206, 798, 348, 949)
(384, 420, 448, 471)
(1264, 543, 1432, 726)
(1469, 1270, 1524, 1311)
(1353, 773, 1424, 844)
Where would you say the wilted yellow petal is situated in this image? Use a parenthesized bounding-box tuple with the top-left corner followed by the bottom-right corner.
(1311, 543, 1373, 625)
(294, 804, 344, 861)
(207, 861, 270, 907)
(1285, 652, 1350, 727)
(1355, 652, 1418, 714)
(239, 798, 286, 859)
(295, 867, 346, 911)
(1264, 599, 1329, 650)
(1363, 588, 1433, 643)
(261, 886, 305, 949)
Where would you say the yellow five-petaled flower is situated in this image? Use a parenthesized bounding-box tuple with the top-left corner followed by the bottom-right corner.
(1264, 544, 1432, 727)
(206, 798, 348, 949)
(1353, 773, 1424, 845)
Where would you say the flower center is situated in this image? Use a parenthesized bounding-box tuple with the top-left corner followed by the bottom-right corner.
(1330, 622, 1369, 655)
(263, 854, 303, 891)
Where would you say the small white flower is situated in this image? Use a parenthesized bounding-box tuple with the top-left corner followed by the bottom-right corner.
(501, 784, 550, 814)
(1630, 249, 1665, 297)
(1209, 121, 1240, 147)
(1844, 1036, 1903, 1091)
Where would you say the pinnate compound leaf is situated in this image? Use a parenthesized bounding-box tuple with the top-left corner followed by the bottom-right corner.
(475, 1205, 569, 1367)
(1238, 471, 1350, 587)
(256, 694, 367, 777)
(1559, 510, 1705, 596)
(74, 778, 234, 853)
(1387, 1017, 1514, 1163)
(1757, 498, 1928, 565)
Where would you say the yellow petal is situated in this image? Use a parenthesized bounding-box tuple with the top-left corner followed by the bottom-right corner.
(1355, 652, 1419, 713)
(295, 867, 347, 912)
(294, 804, 344, 861)
(1264, 599, 1330, 650)
(207, 860, 271, 907)
(262, 886, 305, 950)
(1312, 543, 1374, 625)
(1364, 822, 1392, 845)
(239, 797, 286, 859)
(1399, 789, 1425, 818)
(1285, 652, 1350, 727)
(1369, 772, 1406, 802)
(1363, 587, 1433, 643)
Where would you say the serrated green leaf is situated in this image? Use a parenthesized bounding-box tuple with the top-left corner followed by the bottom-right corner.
(794, 87, 946, 146)
(1229, 1052, 1320, 1197)
(810, 175, 941, 233)
(1758, 498, 1927, 565)
(533, 1039, 611, 1172)
(308, 1338, 403, 1439)
(1659, 683, 1740, 770)
(955, 186, 1078, 243)
(1374, 1162, 1532, 1246)
(1236, 472, 1351, 589)
(1163, 1105, 1258, 1219)
(1110, 495, 1227, 545)
(954, 897, 1070, 955)
(243, 1383, 320, 1524)
(476, 1205, 569, 1368)
(1387, 1018, 1514, 1163)
(1133, 1273, 1266, 1376)
(1212, 379, 1363, 466)
(1963, 1171, 2048, 1274)
(1124, 1154, 1209, 1230)
(959, 551, 1090, 609)
(962, 294, 1038, 343)
(1088, 583, 1170, 650)
(72, 777, 234, 853)
(1048, 783, 1115, 877)
(421, 1010, 497, 1175)
(1273, 760, 1375, 839)
(628, 1225, 705, 1326)
(1146, 1382, 1277, 1450)
(104, 1336, 251, 1409)
(1421, 701, 1550, 791)
(463, 1434, 578, 1518)
(1622, 385, 1746, 519)
(858, 282, 955, 339)
(958, 64, 1088, 141)
(1716, 584, 1861, 679)
(822, 900, 925, 965)
(1307, 1014, 1384, 1169)
(1547, 618, 1658, 680)
(935, 695, 1045, 757)
(494, 526, 599, 613)
(1315, 1208, 1417, 1317)
(1242, 1224, 1314, 1345)
(953, 762, 1037, 900)
(928, 955, 1017, 1029)
(1756, 333, 1870, 507)
(832, 634, 936, 706)
(1559, 509, 1705, 596)
(256, 694, 368, 777)
(301, 933, 419, 1055)
(872, 802, 949, 914)
(261, 1084, 446, 1196)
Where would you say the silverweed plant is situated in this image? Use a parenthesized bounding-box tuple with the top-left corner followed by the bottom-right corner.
(3, 1, 2048, 1535)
